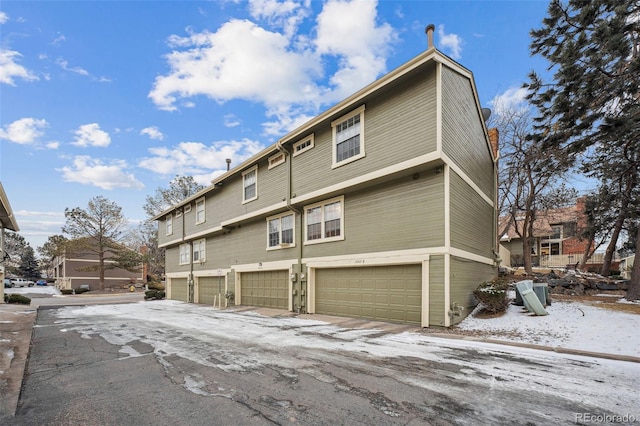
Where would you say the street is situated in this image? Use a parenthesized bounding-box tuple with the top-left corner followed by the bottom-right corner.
(5, 300, 639, 425)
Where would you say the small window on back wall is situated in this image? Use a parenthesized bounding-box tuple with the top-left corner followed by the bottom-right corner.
(242, 166, 258, 203)
(293, 134, 314, 157)
(195, 198, 205, 224)
(268, 152, 285, 169)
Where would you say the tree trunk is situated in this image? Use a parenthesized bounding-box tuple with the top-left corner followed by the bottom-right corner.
(625, 225, 640, 301)
(578, 238, 594, 271)
(600, 204, 627, 277)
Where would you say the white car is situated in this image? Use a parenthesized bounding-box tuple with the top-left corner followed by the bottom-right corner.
(10, 278, 35, 287)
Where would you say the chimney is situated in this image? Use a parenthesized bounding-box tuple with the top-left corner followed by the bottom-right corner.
(488, 128, 499, 160)
(225, 158, 231, 171)
(425, 24, 435, 50)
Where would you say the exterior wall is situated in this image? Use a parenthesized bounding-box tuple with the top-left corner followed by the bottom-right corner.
(449, 170, 495, 257)
(428, 255, 445, 326)
(440, 66, 494, 199)
(292, 63, 438, 198)
(449, 256, 495, 325)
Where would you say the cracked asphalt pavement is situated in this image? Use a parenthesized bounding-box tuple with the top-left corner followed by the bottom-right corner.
(3, 301, 639, 425)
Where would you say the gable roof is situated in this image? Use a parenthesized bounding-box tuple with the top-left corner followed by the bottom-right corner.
(0, 182, 19, 232)
(500, 201, 584, 241)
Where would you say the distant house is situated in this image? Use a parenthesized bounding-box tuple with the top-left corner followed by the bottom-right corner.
(53, 238, 145, 290)
(1, 182, 20, 302)
(499, 197, 593, 268)
(153, 28, 499, 327)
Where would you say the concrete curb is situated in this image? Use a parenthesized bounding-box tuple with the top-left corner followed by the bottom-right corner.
(0, 304, 37, 419)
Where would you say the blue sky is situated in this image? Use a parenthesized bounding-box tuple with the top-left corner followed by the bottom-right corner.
(1, 0, 554, 251)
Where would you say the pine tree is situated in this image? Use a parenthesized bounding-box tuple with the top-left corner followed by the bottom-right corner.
(527, 0, 640, 299)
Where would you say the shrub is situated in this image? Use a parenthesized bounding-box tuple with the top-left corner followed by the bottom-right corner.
(473, 278, 510, 313)
(144, 290, 165, 300)
(4, 294, 31, 305)
(147, 282, 165, 291)
(75, 287, 90, 294)
(60, 289, 74, 295)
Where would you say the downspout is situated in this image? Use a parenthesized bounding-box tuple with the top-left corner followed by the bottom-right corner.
(178, 206, 194, 303)
(276, 141, 304, 314)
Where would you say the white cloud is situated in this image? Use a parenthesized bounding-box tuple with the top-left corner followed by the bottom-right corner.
(224, 114, 241, 128)
(490, 86, 530, 116)
(46, 141, 60, 149)
(57, 156, 144, 190)
(0, 117, 47, 144)
(437, 25, 463, 60)
(140, 126, 164, 140)
(0, 11, 8, 24)
(149, 19, 322, 112)
(52, 33, 66, 45)
(72, 123, 111, 147)
(138, 139, 264, 184)
(56, 58, 89, 76)
(248, 0, 310, 38)
(315, 0, 396, 100)
(0, 49, 39, 85)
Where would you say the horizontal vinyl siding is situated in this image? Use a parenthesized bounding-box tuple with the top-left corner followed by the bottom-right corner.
(302, 172, 445, 259)
(449, 170, 495, 257)
(428, 255, 445, 327)
(449, 256, 495, 325)
(441, 66, 494, 198)
(292, 64, 438, 198)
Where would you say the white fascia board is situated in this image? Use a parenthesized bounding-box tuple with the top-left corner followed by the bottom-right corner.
(221, 201, 288, 228)
(303, 248, 446, 268)
(441, 152, 494, 207)
(449, 247, 495, 266)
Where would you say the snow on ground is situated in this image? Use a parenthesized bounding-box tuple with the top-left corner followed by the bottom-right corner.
(5, 286, 61, 296)
(455, 298, 640, 357)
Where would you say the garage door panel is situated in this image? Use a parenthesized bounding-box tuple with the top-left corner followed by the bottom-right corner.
(241, 270, 288, 309)
(316, 265, 421, 325)
(171, 278, 189, 302)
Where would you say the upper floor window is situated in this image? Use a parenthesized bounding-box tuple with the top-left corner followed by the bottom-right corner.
(293, 134, 314, 157)
(304, 196, 344, 244)
(193, 239, 206, 263)
(195, 198, 205, 224)
(268, 152, 285, 169)
(179, 244, 190, 265)
(332, 105, 365, 168)
(165, 215, 173, 236)
(267, 213, 294, 249)
(550, 225, 562, 240)
(243, 166, 258, 203)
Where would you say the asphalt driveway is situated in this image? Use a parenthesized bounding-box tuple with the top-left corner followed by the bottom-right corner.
(3, 301, 638, 425)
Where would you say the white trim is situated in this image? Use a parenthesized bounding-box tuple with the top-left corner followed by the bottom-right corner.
(292, 134, 314, 157)
(268, 152, 286, 169)
(166, 272, 190, 278)
(179, 243, 190, 265)
(165, 214, 173, 236)
(183, 204, 192, 213)
(233, 260, 296, 311)
(331, 105, 366, 169)
(221, 202, 287, 228)
(232, 259, 298, 272)
(449, 247, 495, 265)
(192, 238, 206, 263)
(442, 152, 494, 206)
(193, 268, 230, 277)
(436, 61, 443, 155)
(303, 247, 447, 267)
(158, 226, 223, 248)
(422, 258, 430, 328)
(303, 196, 345, 244)
(242, 165, 258, 204)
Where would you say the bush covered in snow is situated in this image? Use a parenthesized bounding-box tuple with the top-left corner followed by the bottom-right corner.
(144, 290, 165, 300)
(473, 278, 510, 313)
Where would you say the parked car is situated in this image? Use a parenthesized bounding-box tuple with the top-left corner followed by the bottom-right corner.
(3, 278, 13, 288)
(36, 279, 48, 286)
(10, 278, 35, 287)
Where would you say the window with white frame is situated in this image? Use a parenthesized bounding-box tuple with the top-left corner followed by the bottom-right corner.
(305, 197, 344, 244)
(267, 213, 294, 249)
(243, 166, 258, 203)
(165, 214, 173, 236)
(192, 239, 206, 263)
(195, 198, 205, 224)
(268, 152, 285, 169)
(332, 106, 365, 167)
(293, 134, 314, 157)
(179, 244, 190, 265)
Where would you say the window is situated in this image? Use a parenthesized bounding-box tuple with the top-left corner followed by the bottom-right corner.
(304, 197, 344, 244)
(243, 166, 258, 203)
(550, 225, 562, 240)
(179, 244, 190, 265)
(195, 198, 205, 224)
(267, 213, 294, 249)
(293, 134, 314, 157)
(184, 204, 192, 214)
(268, 152, 285, 169)
(332, 106, 365, 167)
(165, 215, 173, 236)
(193, 239, 206, 263)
